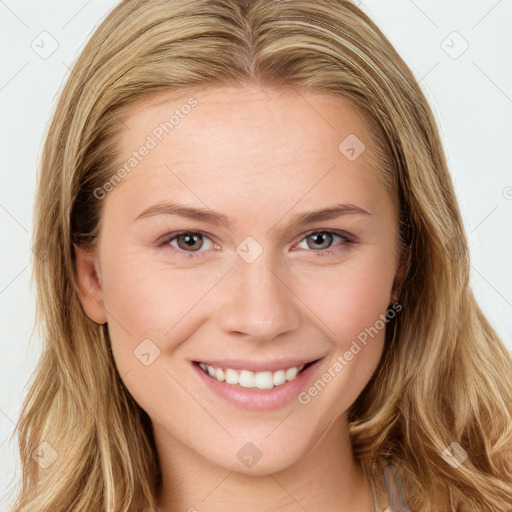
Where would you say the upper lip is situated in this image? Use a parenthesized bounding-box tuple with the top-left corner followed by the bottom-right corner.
(193, 357, 323, 372)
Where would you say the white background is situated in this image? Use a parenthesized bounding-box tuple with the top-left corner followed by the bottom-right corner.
(1, 0, 511, 509)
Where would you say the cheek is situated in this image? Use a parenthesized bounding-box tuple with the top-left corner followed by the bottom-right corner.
(298, 251, 395, 344)
(98, 244, 230, 378)
(98, 254, 215, 418)
(98, 248, 200, 354)
(102, 245, 395, 341)
(295, 257, 394, 413)
(102, 238, 216, 318)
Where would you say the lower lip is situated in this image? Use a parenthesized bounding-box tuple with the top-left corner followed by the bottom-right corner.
(192, 360, 323, 411)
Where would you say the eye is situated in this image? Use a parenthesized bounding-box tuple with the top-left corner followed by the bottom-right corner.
(157, 229, 353, 259)
(157, 231, 218, 259)
(295, 230, 353, 256)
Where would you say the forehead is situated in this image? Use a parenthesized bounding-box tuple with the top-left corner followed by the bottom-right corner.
(108, 85, 393, 222)
(118, 85, 376, 161)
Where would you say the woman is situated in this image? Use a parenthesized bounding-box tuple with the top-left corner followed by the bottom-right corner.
(12, 0, 511, 511)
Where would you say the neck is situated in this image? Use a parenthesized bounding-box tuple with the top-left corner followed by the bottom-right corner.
(154, 415, 377, 512)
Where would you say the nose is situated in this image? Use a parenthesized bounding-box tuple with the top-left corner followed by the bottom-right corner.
(215, 251, 302, 342)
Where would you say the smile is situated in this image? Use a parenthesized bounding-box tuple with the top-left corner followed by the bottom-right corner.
(197, 362, 309, 389)
(192, 357, 323, 411)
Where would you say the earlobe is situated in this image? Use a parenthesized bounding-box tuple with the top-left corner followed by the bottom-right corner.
(74, 244, 108, 325)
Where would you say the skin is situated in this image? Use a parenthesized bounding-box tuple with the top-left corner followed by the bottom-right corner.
(75, 85, 406, 511)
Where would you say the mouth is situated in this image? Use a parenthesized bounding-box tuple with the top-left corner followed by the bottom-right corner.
(191, 356, 325, 411)
(193, 359, 320, 390)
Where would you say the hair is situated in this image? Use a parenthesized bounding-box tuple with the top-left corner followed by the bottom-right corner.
(10, 0, 511, 511)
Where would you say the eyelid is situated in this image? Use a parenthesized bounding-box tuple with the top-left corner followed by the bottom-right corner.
(156, 230, 218, 258)
(297, 228, 355, 244)
(157, 228, 355, 258)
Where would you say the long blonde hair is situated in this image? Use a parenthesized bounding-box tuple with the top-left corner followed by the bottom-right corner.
(11, 1, 511, 510)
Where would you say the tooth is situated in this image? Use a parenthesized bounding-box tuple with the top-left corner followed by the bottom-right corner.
(225, 368, 239, 385)
(272, 369, 286, 386)
(255, 371, 274, 389)
(239, 370, 256, 388)
(200, 363, 306, 387)
(285, 366, 298, 381)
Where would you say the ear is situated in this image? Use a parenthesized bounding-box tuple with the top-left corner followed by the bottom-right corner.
(74, 244, 107, 325)
(391, 244, 410, 302)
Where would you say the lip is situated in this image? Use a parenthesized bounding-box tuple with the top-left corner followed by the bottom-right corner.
(192, 357, 320, 372)
(192, 358, 324, 411)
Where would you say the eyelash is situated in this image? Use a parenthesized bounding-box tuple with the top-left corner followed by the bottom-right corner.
(156, 230, 355, 259)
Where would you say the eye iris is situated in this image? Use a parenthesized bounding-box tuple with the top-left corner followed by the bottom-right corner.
(307, 232, 332, 250)
(177, 233, 202, 251)
(172, 232, 337, 253)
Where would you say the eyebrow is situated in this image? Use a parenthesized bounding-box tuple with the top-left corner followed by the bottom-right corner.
(134, 201, 371, 231)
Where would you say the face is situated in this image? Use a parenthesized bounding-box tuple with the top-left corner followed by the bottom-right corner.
(76, 85, 404, 477)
